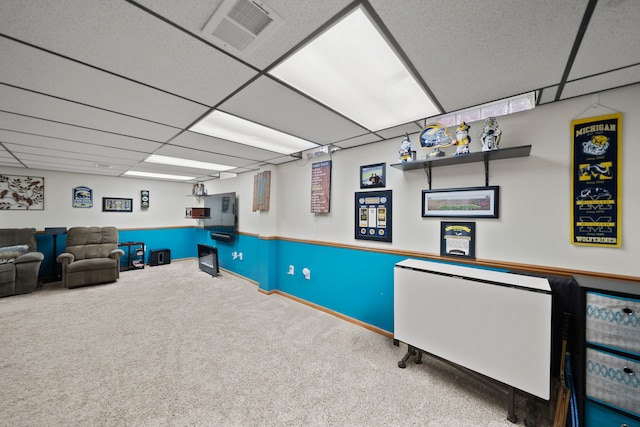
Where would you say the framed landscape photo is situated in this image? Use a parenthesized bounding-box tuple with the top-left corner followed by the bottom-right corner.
(422, 186, 499, 218)
(102, 197, 133, 212)
(360, 163, 386, 189)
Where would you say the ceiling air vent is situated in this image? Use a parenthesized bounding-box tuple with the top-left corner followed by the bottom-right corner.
(202, 0, 283, 57)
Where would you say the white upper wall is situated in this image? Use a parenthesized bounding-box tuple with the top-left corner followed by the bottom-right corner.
(229, 84, 637, 277)
(3, 84, 638, 277)
(0, 168, 194, 229)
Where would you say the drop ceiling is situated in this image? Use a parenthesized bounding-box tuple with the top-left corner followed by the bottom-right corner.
(1, 0, 639, 181)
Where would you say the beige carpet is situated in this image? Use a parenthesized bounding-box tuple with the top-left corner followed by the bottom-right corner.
(0, 259, 544, 426)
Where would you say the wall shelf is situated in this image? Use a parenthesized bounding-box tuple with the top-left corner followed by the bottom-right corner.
(118, 241, 145, 271)
(185, 207, 210, 219)
(390, 145, 531, 188)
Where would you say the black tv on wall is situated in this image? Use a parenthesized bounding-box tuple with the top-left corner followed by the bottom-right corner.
(203, 192, 237, 243)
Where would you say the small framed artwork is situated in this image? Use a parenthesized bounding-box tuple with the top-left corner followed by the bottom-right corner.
(422, 186, 499, 218)
(440, 221, 476, 259)
(360, 163, 386, 189)
(102, 197, 133, 212)
(141, 190, 149, 209)
(0, 175, 45, 210)
(72, 186, 93, 208)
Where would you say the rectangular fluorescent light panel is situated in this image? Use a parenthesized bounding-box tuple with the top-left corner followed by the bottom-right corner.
(145, 154, 235, 172)
(123, 171, 195, 181)
(269, 7, 440, 131)
(190, 110, 318, 155)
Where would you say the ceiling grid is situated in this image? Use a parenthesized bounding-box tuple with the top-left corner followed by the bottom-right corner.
(0, 0, 637, 180)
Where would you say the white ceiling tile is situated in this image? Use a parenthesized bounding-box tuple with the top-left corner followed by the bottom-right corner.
(3, 143, 142, 166)
(17, 153, 133, 170)
(0, 162, 24, 169)
(169, 130, 288, 161)
(570, 0, 640, 80)
(153, 145, 258, 168)
(134, 0, 354, 69)
(376, 122, 423, 140)
(21, 162, 125, 176)
(0, 85, 179, 141)
(0, 112, 163, 153)
(0, 0, 258, 106)
(123, 162, 218, 178)
(562, 65, 640, 100)
(0, 130, 151, 161)
(333, 133, 383, 149)
(371, 0, 587, 112)
(220, 76, 367, 144)
(0, 39, 210, 129)
(262, 156, 299, 165)
(539, 86, 560, 105)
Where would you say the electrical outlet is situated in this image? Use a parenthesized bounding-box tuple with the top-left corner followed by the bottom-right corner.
(302, 268, 311, 280)
(288, 265, 294, 275)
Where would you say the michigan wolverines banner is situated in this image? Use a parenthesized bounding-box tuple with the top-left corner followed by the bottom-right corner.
(571, 113, 622, 247)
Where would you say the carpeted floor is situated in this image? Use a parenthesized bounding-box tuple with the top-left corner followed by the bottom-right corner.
(0, 259, 545, 426)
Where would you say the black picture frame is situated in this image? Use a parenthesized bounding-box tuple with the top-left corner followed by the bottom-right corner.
(440, 221, 476, 259)
(360, 162, 386, 189)
(355, 190, 392, 242)
(102, 197, 133, 212)
(140, 190, 149, 209)
(422, 186, 499, 218)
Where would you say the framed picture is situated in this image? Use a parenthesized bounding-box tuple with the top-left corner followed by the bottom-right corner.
(102, 197, 133, 212)
(422, 186, 499, 218)
(311, 161, 332, 214)
(360, 162, 386, 188)
(355, 190, 392, 242)
(140, 190, 149, 209)
(0, 175, 44, 210)
(72, 186, 93, 208)
(440, 221, 476, 259)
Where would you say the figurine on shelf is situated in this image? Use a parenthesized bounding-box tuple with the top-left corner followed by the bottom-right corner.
(398, 133, 413, 163)
(453, 121, 471, 155)
(192, 182, 206, 196)
(480, 117, 502, 151)
(420, 122, 453, 157)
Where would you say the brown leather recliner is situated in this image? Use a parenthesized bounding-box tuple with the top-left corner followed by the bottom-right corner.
(57, 227, 124, 289)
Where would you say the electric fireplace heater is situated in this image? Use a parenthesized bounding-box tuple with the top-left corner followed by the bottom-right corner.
(197, 244, 219, 277)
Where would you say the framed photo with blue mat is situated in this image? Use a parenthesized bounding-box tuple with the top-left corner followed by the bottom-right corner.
(440, 221, 475, 259)
(355, 190, 392, 242)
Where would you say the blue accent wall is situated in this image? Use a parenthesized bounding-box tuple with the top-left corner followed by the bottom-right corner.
(191, 231, 405, 332)
(119, 228, 197, 263)
(36, 226, 505, 335)
(273, 240, 406, 332)
(36, 227, 197, 279)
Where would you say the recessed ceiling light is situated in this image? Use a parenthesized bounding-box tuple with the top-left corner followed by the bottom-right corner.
(145, 154, 235, 171)
(190, 110, 318, 155)
(123, 171, 195, 181)
(269, 6, 440, 131)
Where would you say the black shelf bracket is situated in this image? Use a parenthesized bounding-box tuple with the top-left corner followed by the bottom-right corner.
(423, 163, 432, 189)
(484, 156, 490, 187)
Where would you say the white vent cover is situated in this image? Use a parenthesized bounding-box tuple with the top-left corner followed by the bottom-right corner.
(202, 0, 283, 57)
